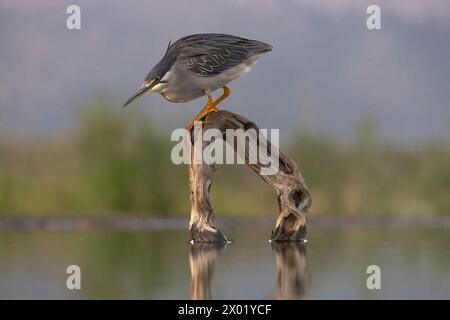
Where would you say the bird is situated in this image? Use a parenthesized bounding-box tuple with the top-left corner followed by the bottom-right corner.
(122, 33, 272, 129)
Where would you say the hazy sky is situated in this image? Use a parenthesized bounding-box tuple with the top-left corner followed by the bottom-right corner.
(0, 0, 449, 142)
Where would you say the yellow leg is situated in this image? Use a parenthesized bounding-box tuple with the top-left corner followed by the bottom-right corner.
(211, 86, 230, 109)
(186, 87, 231, 130)
(186, 94, 214, 130)
(193, 94, 214, 122)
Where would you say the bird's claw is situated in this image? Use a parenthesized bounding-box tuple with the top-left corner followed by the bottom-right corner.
(185, 119, 211, 131)
(185, 108, 218, 131)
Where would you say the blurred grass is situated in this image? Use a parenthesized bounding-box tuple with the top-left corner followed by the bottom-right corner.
(0, 99, 449, 217)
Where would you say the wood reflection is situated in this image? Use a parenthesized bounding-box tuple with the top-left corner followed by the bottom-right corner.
(189, 242, 226, 300)
(271, 242, 310, 299)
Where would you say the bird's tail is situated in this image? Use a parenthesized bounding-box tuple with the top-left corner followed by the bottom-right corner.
(247, 39, 273, 54)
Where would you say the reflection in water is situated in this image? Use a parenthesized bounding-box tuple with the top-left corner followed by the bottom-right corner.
(1, 228, 449, 298)
(189, 241, 310, 300)
(189, 242, 226, 300)
(271, 242, 310, 299)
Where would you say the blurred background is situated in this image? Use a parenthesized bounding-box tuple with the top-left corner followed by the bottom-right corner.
(1, 0, 449, 219)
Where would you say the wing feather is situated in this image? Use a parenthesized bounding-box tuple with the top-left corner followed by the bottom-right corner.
(168, 34, 272, 77)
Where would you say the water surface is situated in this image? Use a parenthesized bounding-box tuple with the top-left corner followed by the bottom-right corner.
(0, 225, 449, 299)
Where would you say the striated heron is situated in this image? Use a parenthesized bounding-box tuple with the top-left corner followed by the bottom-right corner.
(123, 33, 272, 128)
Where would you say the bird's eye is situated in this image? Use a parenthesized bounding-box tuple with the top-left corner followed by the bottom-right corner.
(155, 77, 160, 82)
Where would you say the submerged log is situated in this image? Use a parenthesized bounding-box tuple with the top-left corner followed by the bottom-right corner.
(188, 110, 311, 242)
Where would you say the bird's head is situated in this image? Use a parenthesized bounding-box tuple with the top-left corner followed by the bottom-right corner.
(122, 66, 169, 108)
(122, 43, 174, 108)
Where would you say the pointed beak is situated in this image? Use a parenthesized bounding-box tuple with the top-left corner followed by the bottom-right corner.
(122, 80, 155, 108)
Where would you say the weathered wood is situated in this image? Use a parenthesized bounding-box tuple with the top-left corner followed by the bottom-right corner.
(188, 110, 311, 242)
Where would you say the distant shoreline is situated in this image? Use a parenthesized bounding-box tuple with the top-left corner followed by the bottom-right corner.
(0, 215, 449, 231)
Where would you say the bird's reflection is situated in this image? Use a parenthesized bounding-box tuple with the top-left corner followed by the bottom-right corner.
(188, 241, 309, 300)
(189, 242, 226, 300)
(271, 242, 310, 299)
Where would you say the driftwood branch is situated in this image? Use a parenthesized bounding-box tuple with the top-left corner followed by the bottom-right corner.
(188, 110, 311, 242)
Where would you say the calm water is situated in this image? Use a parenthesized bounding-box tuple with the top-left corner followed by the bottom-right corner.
(0, 225, 449, 299)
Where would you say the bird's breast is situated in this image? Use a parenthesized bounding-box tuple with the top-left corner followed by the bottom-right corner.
(157, 65, 206, 103)
(155, 55, 258, 103)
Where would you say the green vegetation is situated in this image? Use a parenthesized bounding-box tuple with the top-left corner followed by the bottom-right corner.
(0, 100, 449, 217)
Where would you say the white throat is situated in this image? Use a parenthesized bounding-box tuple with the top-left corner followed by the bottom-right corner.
(151, 70, 172, 93)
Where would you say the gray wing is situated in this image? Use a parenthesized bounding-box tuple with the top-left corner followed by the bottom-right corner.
(170, 34, 272, 77)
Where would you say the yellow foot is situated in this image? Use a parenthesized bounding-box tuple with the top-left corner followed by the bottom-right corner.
(185, 108, 219, 131)
(185, 121, 197, 131)
(185, 119, 214, 131)
(185, 119, 209, 131)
